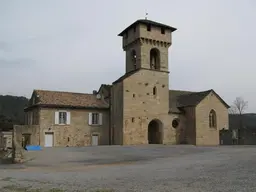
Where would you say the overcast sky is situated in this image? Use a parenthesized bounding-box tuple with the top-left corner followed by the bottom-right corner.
(0, 0, 255, 112)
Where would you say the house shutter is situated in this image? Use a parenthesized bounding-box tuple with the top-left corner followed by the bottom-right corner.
(88, 113, 92, 125)
(99, 113, 103, 125)
(55, 111, 59, 124)
(67, 112, 71, 125)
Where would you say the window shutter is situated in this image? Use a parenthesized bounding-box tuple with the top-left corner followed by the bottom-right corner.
(67, 112, 71, 125)
(55, 111, 59, 124)
(99, 113, 103, 125)
(88, 113, 92, 125)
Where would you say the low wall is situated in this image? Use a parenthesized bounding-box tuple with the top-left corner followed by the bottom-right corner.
(12, 125, 40, 163)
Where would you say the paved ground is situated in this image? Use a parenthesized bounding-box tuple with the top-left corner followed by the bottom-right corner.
(0, 145, 256, 192)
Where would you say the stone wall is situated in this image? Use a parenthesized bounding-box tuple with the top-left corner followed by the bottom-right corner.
(195, 92, 229, 145)
(12, 125, 39, 163)
(38, 108, 110, 146)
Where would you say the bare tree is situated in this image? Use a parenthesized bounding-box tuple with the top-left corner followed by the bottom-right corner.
(230, 97, 248, 145)
(228, 105, 238, 114)
(232, 97, 248, 115)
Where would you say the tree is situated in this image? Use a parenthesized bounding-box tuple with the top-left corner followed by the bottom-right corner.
(232, 97, 248, 115)
(229, 97, 248, 144)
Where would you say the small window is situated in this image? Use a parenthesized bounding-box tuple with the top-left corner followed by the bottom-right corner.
(172, 118, 179, 128)
(133, 94, 135, 98)
(147, 24, 151, 31)
(59, 112, 67, 124)
(161, 27, 165, 34)
(153, 86, 157, 95)
(132, 117, 135, 122)
(92, 113, 100, 125)
(131, 50, 137, 68)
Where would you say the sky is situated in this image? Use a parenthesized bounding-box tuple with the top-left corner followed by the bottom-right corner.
(0, 0, 255, 112)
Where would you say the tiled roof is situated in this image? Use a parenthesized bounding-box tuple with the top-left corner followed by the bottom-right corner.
(169, 89, 229, 113)
(169, 90, 194, 113)
(30, 90, 109, 109)
(118, 19, 177, 36)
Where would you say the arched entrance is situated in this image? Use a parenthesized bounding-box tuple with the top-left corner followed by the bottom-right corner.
(148, 119, 163, 144)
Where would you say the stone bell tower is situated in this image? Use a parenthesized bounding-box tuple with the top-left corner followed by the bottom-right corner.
(113, 19, 177, 145)
(118, 19, 177, 73)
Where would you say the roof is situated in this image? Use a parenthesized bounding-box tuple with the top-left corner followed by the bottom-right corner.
(169, 90, 194, 113)
(27, 90, 109, 109)
(169, 89, 230, 113)
(118, 19, 177, 36)
(98, 84, 112, 94)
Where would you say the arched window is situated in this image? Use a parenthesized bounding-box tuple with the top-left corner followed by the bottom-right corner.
(131, 50, 137, 69)
(150, 48, 160, 70)
(209, 110, 217, 128)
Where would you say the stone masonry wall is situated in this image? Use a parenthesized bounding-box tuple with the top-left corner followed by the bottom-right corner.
(12, 125, 39, 163)
(39, 108, 110, 147)
(195, 92, 229, 145)
(122, 69, 175, 144)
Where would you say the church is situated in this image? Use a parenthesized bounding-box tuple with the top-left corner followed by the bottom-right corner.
(16, 19, 230, 147)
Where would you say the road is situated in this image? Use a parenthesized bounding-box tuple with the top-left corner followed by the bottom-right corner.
(0, 145, 256, 192)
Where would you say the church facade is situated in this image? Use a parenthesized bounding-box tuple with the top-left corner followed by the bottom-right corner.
(15, 19, 229, 147)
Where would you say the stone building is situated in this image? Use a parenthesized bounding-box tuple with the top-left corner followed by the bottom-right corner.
(15, 19, 230, 147)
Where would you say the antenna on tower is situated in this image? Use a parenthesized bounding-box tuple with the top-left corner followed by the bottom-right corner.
(145, 12, 148, 20)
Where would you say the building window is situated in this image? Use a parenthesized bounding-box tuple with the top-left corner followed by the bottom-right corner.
(150, 48, 160, 70)
(133, 26, 136, 32)
(172, 118, 179, 128)
(89, 113, 103, 125)
(209, 110, 217, 128)
(147, 24, 151, 31)
(131, 49, 137, 69)
(161, 27, 165, 34)
(55, 111, 70, 125)
(132, 117, 135, 122)
(153, 86, 157, 95)
(59, 112, 67, 124)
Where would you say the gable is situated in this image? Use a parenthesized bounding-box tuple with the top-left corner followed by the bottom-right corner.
(169, 89, 229, 113)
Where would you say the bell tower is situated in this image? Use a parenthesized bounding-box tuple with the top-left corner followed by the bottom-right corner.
(118, 19, 177, 73)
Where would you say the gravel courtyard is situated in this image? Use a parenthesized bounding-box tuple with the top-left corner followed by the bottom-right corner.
(0, 145, 256, 192)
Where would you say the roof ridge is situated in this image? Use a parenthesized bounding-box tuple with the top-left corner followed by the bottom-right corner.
(34, 89, 93, 95)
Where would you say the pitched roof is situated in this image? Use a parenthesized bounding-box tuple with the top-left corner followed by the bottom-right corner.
(169, 90, 194, 113)
(118, 19, 177, 36)
(98, 84, 112, 94)
(28, 90, 109, 109)
(169, 89, 230, 113)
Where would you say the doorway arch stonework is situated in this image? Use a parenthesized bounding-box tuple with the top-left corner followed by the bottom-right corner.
(148, 119, 163, 144)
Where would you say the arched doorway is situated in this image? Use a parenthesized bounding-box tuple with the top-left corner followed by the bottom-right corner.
(148, 119, 163, 144)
